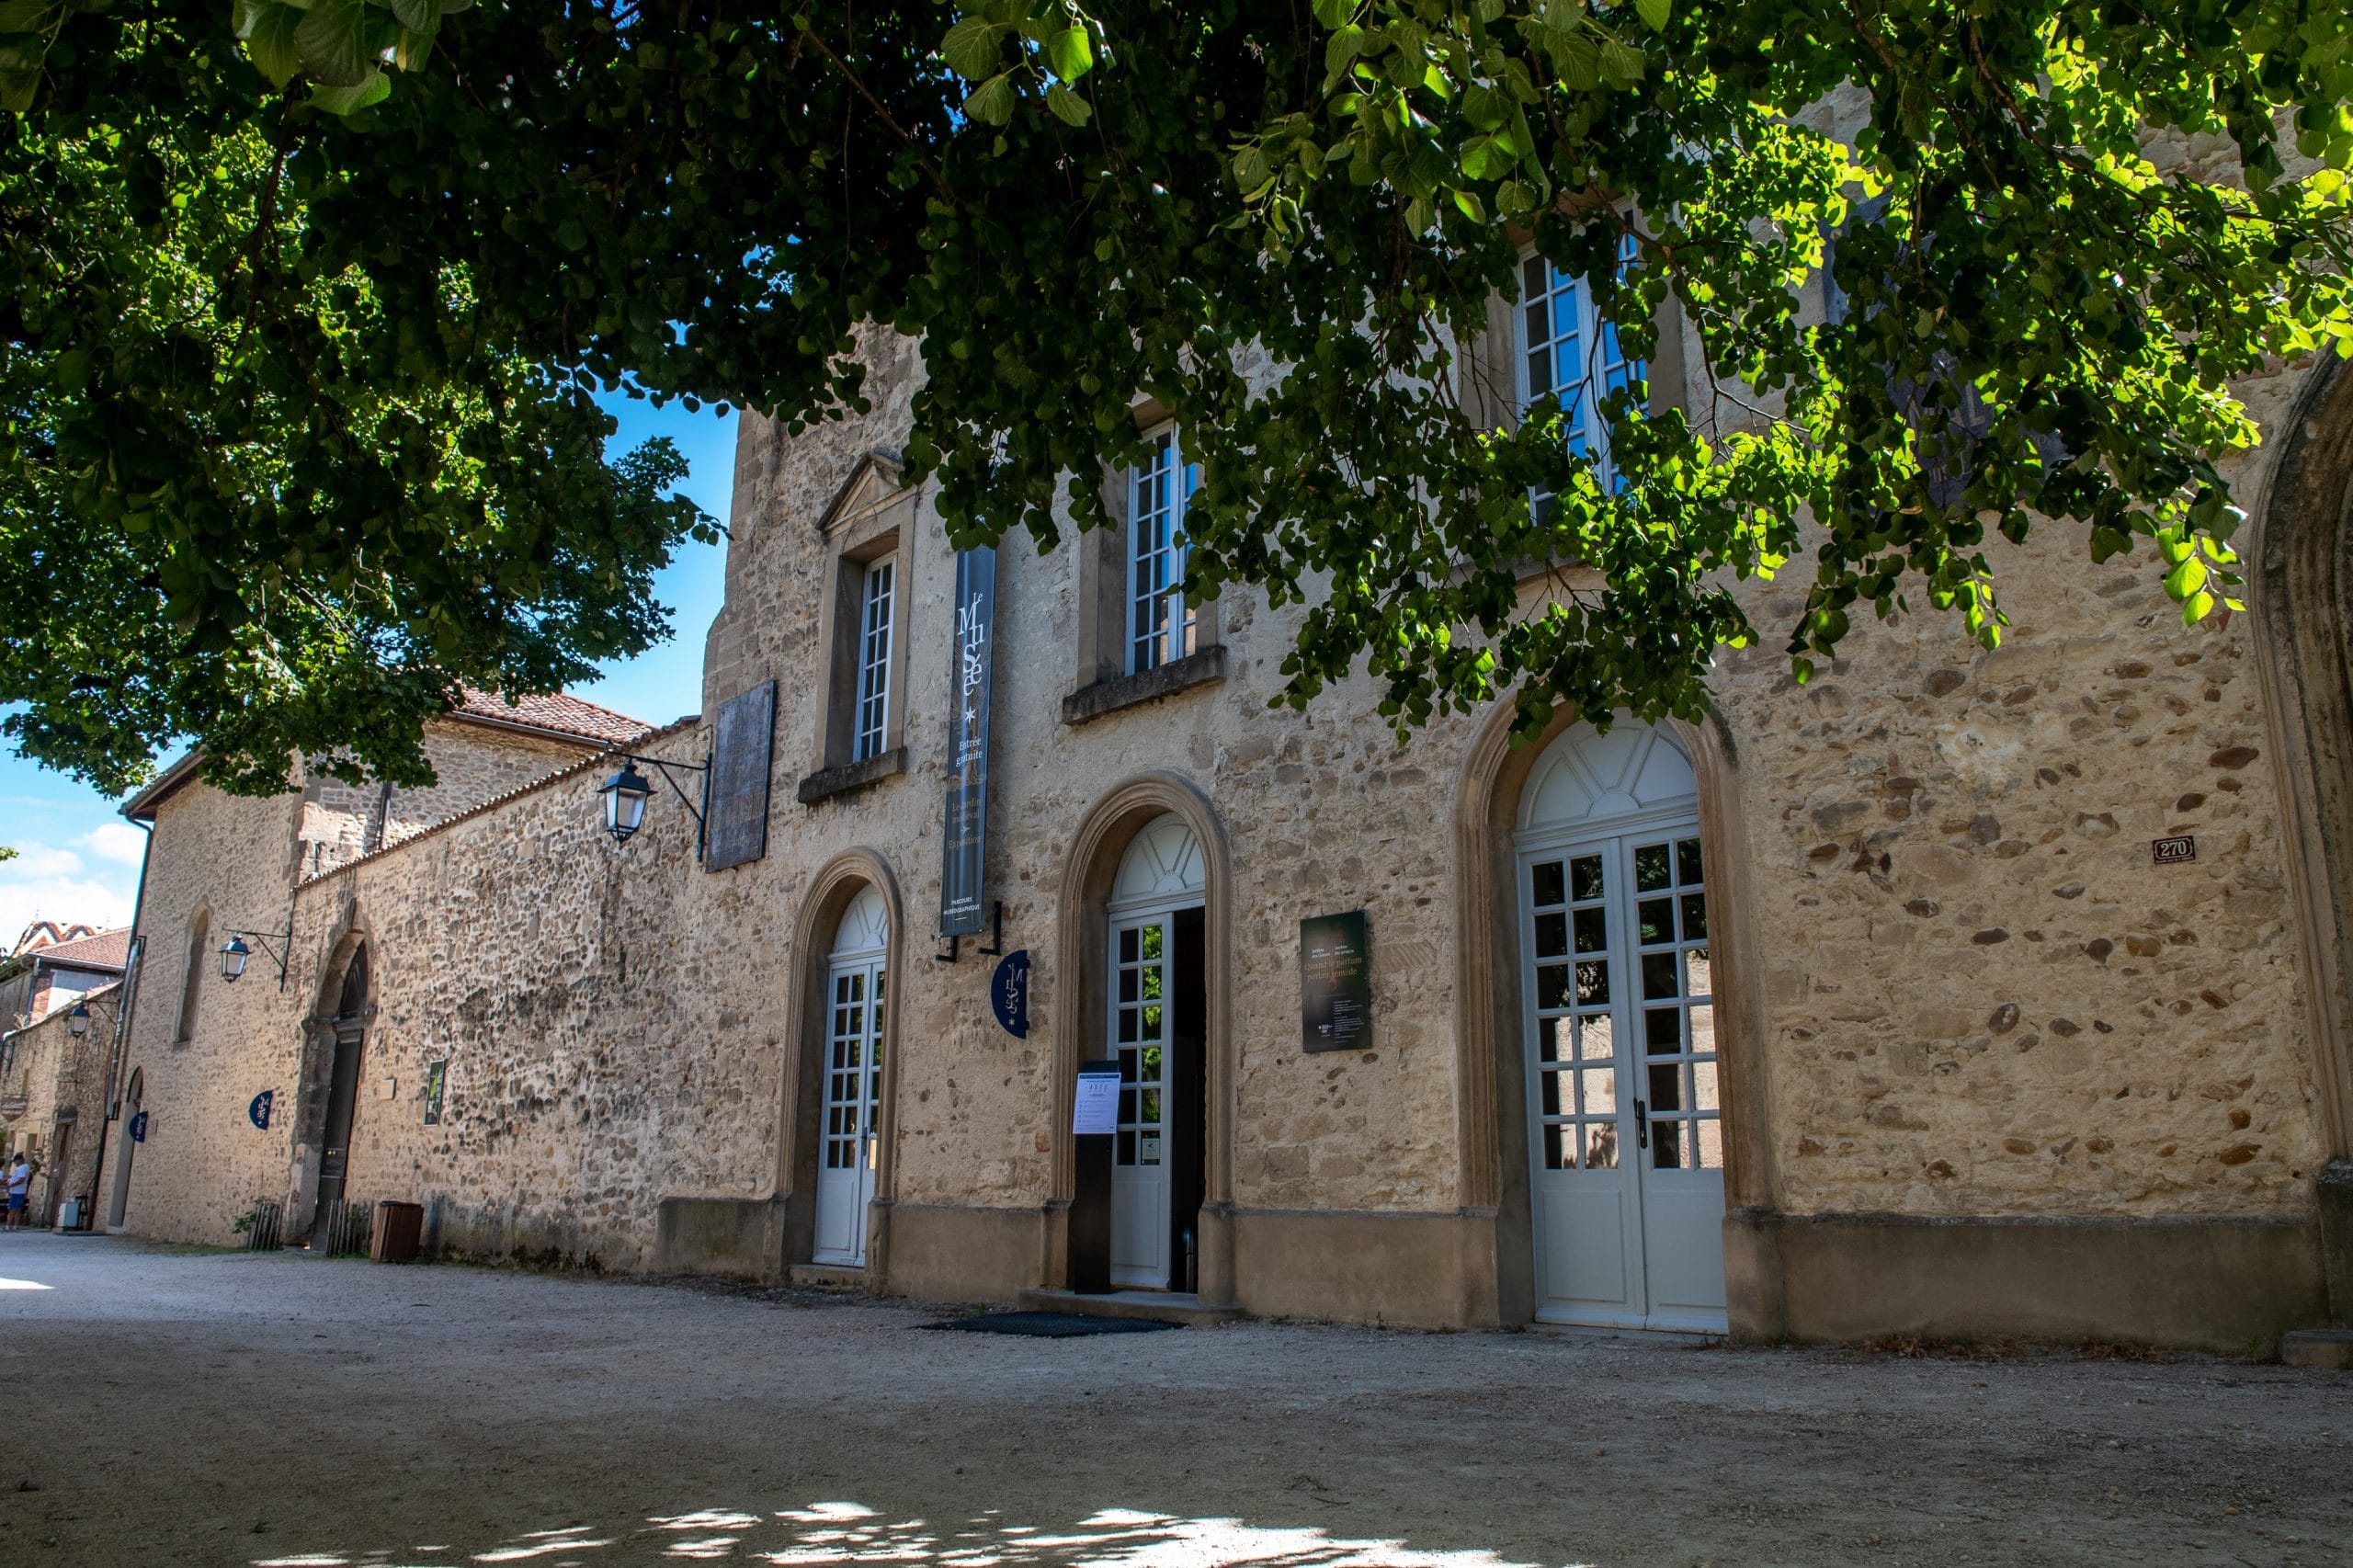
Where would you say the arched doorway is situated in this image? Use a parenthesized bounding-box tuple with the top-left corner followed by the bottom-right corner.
(813, 885, 889, 1267)
(308, 948, 369, 1247)
(1105, 814, 1208, 1290)
(106, 1069, 141, 1229)
(2252, 354, 2353, 1324)
(1514, 719, 1727, 1331)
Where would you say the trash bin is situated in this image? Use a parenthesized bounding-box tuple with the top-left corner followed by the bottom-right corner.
(371, 1199, 424, 1264)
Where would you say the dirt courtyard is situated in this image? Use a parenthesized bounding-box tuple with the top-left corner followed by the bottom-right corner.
(0, 1234, 2346, 1567)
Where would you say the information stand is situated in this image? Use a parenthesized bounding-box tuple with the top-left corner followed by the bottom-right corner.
(1069, 1059, 1120, 1294)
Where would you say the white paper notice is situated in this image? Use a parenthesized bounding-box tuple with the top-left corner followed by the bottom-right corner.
(1073, 1071, 1120, 1136)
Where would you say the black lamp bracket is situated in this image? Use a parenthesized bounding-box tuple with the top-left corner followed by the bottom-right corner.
(225, 918, 295, 992)
(616, 753, 712, 858)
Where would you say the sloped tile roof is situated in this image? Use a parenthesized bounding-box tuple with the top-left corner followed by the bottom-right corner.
(27, 926, 130, 972)
(454, 688, 654, 747)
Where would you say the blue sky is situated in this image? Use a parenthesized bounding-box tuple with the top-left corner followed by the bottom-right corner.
(0, 397, 739, 949)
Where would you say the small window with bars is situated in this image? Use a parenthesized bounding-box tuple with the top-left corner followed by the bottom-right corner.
(851, 555, 895, 763)
(1127, 428, 1198, 675)
(1517, 232, 1645, 504)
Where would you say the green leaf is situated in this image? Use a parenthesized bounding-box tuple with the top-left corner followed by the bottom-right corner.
(308, 67, 390, 112)
(245, 2, 302, 86)
(293, 0, 376, 85)
(1598, 36, 1645, 85)
(0, 0, 57, 33)
(1635, 0, 1669, 31)
(965, 70, 1016, 125)
(940, 16, 1002, 81)
(1324, 23, 1365, 79)
(1044, 24, 1092, 82)
(1044, 81, 1090, 127)
(388, 0, 439, 40)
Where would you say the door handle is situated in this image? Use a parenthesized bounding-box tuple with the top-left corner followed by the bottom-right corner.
(1633, 1100, 1648, 1151)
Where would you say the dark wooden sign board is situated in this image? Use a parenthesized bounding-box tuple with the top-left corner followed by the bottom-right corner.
(705, 680, 777, 872)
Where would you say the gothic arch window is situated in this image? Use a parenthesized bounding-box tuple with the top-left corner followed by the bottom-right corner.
(174, 912, 208, 1045)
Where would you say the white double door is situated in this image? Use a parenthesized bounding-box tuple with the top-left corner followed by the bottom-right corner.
(1108, 907, 1184, 1288)
(813, 953, 885, 1267)
(1520, 823, 1727, 1331)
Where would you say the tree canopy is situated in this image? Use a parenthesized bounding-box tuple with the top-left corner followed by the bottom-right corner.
(4, 0, 2348, 795)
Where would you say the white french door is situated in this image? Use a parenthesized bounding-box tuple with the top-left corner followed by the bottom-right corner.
(1520, 824, 1726, 1331)
(813, 955, 885, 1266)
(1108, 909, 1179, 1288)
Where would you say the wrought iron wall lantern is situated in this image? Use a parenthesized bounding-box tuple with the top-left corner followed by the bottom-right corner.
(220, 919, 294, 991)
(65, 994, 119, 1038)
(598, 753, 712, 859)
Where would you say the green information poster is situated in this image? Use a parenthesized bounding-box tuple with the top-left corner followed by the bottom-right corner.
(1301, 911, 1372, 1053)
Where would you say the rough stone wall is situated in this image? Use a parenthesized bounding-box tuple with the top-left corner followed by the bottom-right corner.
(698, 347, 1473, 1220)
(301, 731, 752, 1271)
(111, 778, 311, 1243)
(103, 302, 2342, 1278)
(3, 989, 116, 1221)
(384, 727, 599, 846)
(114, 723, 617, 1246)
(700, 322, 2333, 1230)
(297, 724, 596, 879)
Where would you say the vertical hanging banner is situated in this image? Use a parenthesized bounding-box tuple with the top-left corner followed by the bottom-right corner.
(939, 546, 997, 937)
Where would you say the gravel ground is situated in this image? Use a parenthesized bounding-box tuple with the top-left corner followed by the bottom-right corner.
(0, 1233, 2347, 1567)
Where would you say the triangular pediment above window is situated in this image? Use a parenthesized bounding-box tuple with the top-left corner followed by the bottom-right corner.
(815, 449, 911, 538)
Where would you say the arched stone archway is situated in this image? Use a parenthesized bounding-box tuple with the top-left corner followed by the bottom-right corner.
(2249, 352, 2353, 1324)
(1451, 700, 1773, 1334)
(1049, 773, 1235, 1303)
(776, 849, 908, 1283)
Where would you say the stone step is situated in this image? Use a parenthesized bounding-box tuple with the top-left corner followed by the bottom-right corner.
(1017, 1287, 1244, 1328)
(2279, 1329, 2353, 1370)
(787, 1263, 870, 1291)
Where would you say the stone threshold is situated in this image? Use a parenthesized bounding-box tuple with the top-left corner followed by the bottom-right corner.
(788, 1263, 870, 1291)
(1017, 1287, 1244, 1327)
(2281, 1329, 2353, 1369)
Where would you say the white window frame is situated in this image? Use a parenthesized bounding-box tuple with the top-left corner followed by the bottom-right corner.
(851, 554, 895, 764)
(1515, 233, 1646, 496)
(1126, 426, 1199, 676)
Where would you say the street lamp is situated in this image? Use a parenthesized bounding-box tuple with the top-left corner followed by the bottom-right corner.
(217, 916, 293, 990)
(600, 760, 654, 843)
(66, 994, 120, 1039)
(595, 752, 710, 858)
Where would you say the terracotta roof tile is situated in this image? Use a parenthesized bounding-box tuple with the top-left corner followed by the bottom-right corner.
(454, 688, 654, 746)
(26, 926, 130, 972)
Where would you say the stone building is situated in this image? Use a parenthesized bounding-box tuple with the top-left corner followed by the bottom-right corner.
(0, 924, 128, 1040)
(0, 975, 119, 1226)
(87, 268, 2353, 1353)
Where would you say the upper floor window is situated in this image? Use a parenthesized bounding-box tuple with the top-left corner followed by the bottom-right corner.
(1128, 427, 1199, 675)
(1517, 233, 1645, 496)
(174, 912, 207, 1044)
(852, 555, 896, 764)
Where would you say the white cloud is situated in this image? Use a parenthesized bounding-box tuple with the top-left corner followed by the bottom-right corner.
(0, 869, 134, 952)
(76, 823, 149, 868)
(6, 844, 84, 880)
